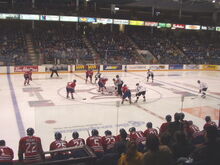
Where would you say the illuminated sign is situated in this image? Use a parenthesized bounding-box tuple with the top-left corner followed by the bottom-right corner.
(20, 14, 39, 20)
(129, 20, 144, 26)
(97, 18, 113, 24)
(0, 13, 19, 19)
(172, 24, 185, 29)
(216, 27, 220, 31)
(113, 19, 129, 25)
(60, 16, 78, 22)
(145, 22, 158, 27)
(79, 17, 96, 23)
(40, 15, 59, 21)
(158, 23, 172, 28)
(185, 25, 200, 30)
(201, 26, 207, 30)
(207, 26, 215, 31)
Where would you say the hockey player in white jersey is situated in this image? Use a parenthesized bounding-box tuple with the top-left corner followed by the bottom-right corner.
(135, 83, 146, 103)
(147, 69, 154, 82)
(197, 80, 208, 98)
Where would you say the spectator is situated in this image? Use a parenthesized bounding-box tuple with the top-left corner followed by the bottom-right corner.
(167, 113, 183, 137)
(203, 116, 217, 131)
(118, 141, 143, 165)
(190, 126, 220, 165)
(159, 115, 172, 136)
(171, 131, 194, 160)
(143, 134, 174, 165)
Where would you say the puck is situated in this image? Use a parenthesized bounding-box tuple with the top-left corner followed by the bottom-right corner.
(83, 98, 87, 100)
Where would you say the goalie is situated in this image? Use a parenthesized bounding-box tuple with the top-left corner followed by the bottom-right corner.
(135, 83, 146, 103)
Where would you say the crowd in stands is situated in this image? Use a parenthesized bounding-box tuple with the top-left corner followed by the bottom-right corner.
(0, 22, 220, 66)
(0, 25, 29, 66)
(87, 26, 140, 64)
(130, 27, 220, 64)
(33, 24, 93, 64)
(1, 113, 219, 165)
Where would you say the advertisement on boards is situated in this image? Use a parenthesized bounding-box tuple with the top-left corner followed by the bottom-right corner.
(184, 65, 200, 70)
(169, 64, 183, 70)
(103, 65, 122, 70)
(14, 66, 38, 72)
(127, 65, 147, 70)
(75, 65, 99, 71)
(148, 65, 167, 70)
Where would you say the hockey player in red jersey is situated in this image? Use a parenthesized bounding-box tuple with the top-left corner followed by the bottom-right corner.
(203, 116, 217, 130)
(68, 132, 86, 158)
(0, 140, 14, 165)
(98, 77, 108, 94)
(18, 128, 44, 163)
(102, 130, 116, 153)
(159, 115, 172, 136)
(86, 129, 104, 158)
(66, 80, 76, 99)
(129, 127, 145, 152)
(144, 122, 159, 142)
(24, 69, 32, 86)
(49, 132, 68, 160)
(86, 69, 93, 83)
(121, 84, 132, 104)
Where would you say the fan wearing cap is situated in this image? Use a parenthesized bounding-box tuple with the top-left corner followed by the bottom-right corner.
(197, 80, 208, 98)
(135, 83, 146, 103)
(18, 128, 44, 163)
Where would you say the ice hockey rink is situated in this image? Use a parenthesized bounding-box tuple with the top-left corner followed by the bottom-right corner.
(0, 70, 220, 158)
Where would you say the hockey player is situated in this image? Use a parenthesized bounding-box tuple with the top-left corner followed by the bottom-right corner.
(24, 69, 32, 86)
(147, 69, 154, 82)
(94, 71, 101, 84)
(0, 140, 14, 165)
(115, 75, 123, 96)
(102, 130, 116, 153)
(86, 129, 104, 158)
(50, 132, 68, 160)
(144, 122, 159, 142)
(135, 83, 146, 103)
(68, 132, 86, 158)
(129, 127, 145, 152)
(18, 128, 44, 163)
(197, 80, 208, 98)
(121, 84, 132, 104)
(98, 77, 108, 94)
(112, 78, 118, 95)
(66, 80, 76, 99)
(203, 116, 217, 130)
(86, 69, 93, 83)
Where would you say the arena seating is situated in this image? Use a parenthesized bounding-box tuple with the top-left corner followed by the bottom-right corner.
(86, 26, 140, 64)
(0, 24, 29, 66)
(33, 24, 94, 64)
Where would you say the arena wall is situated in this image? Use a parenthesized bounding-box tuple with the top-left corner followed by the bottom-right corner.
(0, 64, 220, 74)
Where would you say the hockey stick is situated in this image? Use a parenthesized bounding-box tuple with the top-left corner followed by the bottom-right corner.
(191, 93, 200, 99)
